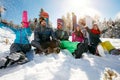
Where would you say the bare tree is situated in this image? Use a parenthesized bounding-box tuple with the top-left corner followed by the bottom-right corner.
(0, 6, 6, 21)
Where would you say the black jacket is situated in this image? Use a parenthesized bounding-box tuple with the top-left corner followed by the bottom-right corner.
(34, 26, 55, 43)
(54, 29, 69, 40)
(86, 27, 101, 48)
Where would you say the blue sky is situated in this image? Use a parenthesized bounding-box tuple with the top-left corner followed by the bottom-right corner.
(0, 0, 120, 28)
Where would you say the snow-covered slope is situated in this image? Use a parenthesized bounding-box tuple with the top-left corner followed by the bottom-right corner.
(0, 27, 15, 57)
(0, 27, 120, 80)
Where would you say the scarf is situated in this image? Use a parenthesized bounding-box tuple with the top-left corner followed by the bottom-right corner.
(91, 29, 100, 34)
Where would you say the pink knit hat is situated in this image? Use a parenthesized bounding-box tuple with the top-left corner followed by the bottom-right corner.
(22, 10, 29, 28)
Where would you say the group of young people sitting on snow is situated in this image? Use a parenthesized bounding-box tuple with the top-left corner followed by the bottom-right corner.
(0, 10, 120, 69)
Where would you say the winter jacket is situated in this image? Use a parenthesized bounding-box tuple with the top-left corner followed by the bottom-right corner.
(34, 26, 55, 43)
(14, 28, 32, 44)
(0, 23, 32, 44)
(0, 22, 14, 30)
(86, 27, 109, 48)
(54, 30, 69, 41)
(0, 23, 4, 28)
(86, 27, 101, 48)
(72, 32, 84, 42)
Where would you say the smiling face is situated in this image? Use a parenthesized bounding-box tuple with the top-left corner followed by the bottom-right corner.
(57, 23, 62, 30)
(40, 20, 46, 27)
(93, 24, 99, 30)
(76, 26, 80, 31)
(21, 22, 24, 28)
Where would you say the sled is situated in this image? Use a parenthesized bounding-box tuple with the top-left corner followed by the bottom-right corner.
(97, 43, 106, 57)
(97, 41, 116, 57)
(100, 41, 115, 52)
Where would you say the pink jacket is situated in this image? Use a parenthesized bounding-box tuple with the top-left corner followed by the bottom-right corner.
(72, 32, 84, 42)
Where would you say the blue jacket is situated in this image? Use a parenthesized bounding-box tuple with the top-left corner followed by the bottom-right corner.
(34, 26, 55, 43)
(0, 23, 32, 44)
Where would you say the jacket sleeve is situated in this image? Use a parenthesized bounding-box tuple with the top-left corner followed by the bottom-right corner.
(51, 29, 56, 40)
(26, 27, 32, 37)
(85, 27, 91, 34)
(101, 28, 109, 34)
(72, 32, 75, 42)
(63, 31, 69, 40)
(34, 28, 41, 42)
(54, 31, 57, 39)
(0, 22, 17, 32)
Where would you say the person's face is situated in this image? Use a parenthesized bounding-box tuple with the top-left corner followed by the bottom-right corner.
(41, 20, 46, 27)
(76, 26, 80, 31)
(21, 22, 24, 28)
(57, 24, 62, 30)
(93, 24, 98, 30)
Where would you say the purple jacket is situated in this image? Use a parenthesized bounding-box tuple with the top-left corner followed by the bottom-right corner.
(72, 32, 84, 42)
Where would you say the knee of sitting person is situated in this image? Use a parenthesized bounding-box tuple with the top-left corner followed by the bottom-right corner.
(31, 40, 37, 46)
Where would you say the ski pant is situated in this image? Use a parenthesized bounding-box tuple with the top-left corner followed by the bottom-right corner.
(31, 40, 53, 50)
(31, 40, 60, 51)
(10, 43, 31, 54)
(0, 43, 31, 68)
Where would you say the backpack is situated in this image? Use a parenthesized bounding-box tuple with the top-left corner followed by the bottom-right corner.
(72, 38, 88, 58)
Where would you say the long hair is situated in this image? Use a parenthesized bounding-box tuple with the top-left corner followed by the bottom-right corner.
(74, 27, 84, 37)
(91, 24, 101, 34)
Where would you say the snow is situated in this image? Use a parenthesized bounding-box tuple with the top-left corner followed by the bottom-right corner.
(115, 12, 120, 20)
(0, 27, 120, 80)
(0, 27, 15, 57)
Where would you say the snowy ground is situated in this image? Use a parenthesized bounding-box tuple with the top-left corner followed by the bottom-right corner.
(0, 27, 120, 80)
(0, 28, 15, 57)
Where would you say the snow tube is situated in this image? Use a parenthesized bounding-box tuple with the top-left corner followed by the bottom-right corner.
(60, 40, 79, 54)
(97, 44, 106, 57)
(22, 11, 29, 28)
(100, 41, 115, 52)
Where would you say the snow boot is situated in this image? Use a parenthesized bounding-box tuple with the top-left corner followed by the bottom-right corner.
(53, 47, 60, 54)
(0, 57, 7, 69)
(0, 52, 28, 69)
(17, 52, 28, 64)
(0, 56, 15, 69)
(72, 49, 82, 59)
(72, 38, 89, 59)
(17, 57, 28, 64)
(44, 47, 60, 55)
(0, 52, 22, 69)
(34, 48, 43, 54)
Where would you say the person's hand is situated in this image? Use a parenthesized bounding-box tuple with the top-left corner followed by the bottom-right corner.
(80, 20, 86, 26)
(109, 26, 112, 29)
(52, 38, 57, 41)
(84, 25, 88, 28)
